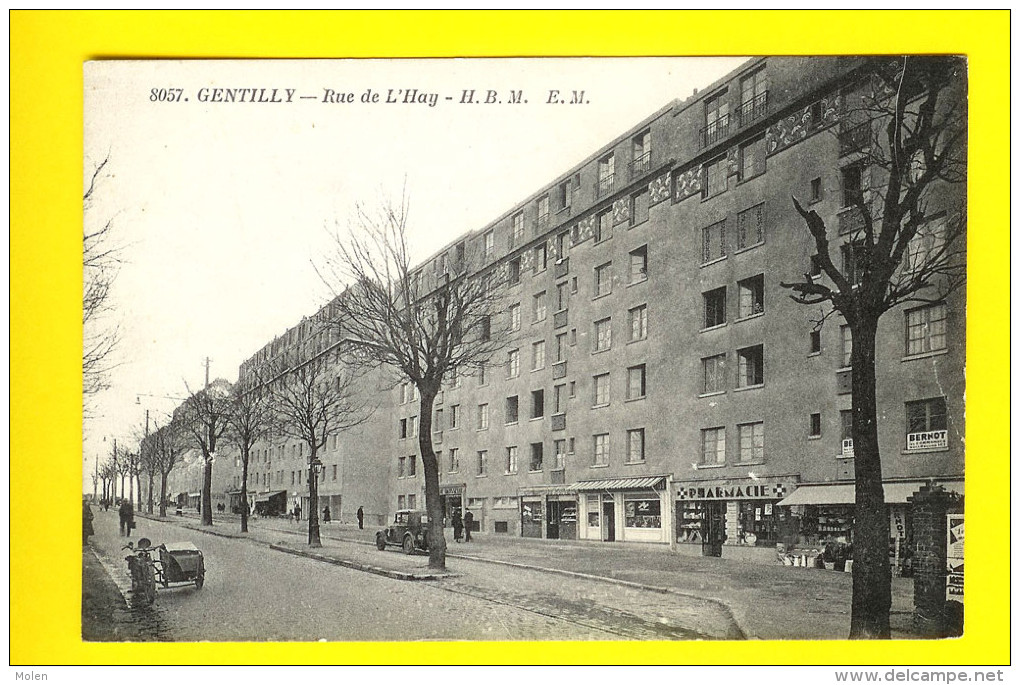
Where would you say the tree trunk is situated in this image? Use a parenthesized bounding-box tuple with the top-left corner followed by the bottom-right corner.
(202, 455, 213, 525)
(307, 448, 321, 547)
(146, 472, 154, 514)
(849, 315, 892, 638)
(418, 389, 447, 570)
(159, 473, 168, 517)
(240, 448, 249, 533)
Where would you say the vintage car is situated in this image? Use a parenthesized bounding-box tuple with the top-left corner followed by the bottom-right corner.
(376, 509, 430, 554)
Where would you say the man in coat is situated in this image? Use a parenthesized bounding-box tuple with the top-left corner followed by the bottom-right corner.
(357, 506, 364, 530)
(463, 509, 474, 542)
(118, 499, 134, 537)
(452, 509, 463, 543)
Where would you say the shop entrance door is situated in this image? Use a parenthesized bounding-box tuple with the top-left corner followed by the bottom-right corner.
(441, 495, 462, 527)
(702, 501, 725, 557)
(602, 500, 616, 542)
(546, 501, 561, 539)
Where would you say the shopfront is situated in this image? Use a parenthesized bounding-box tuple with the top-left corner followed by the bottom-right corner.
(254, 490, 287, 516)
(674, 476, 794, 561)
(439, 483, 466, 527)
(519, 486, 578, 540)
(576, 476, 670, 544)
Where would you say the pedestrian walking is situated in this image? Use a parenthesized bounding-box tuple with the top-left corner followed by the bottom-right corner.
(463, 510, 474, 542)
(323, 505, 331, 523)
(82, 497, 94, 545)
(452, 509, 463, 543)
(118, 499, 135, 537)
(357, 506, 364, 530)
(294, 504, 301, 522)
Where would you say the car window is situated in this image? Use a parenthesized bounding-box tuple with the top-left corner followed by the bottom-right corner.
(395, 512, 407, 524)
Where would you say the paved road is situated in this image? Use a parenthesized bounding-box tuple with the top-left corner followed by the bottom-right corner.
(87, 509, 629, 641)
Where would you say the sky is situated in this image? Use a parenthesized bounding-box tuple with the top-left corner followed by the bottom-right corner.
(82, 56, 748, 490)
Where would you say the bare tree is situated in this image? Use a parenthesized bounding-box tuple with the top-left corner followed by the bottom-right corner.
(100, 457, 117, 505)
(319, 197, 508, 569)
(780, 56, 966, 638)
(148, 421, 190, 517)
(83, 155, 121, 411)
(225, 375, 277, 533)
(179, 379, 232, 525)
(267, 352, 372, 547)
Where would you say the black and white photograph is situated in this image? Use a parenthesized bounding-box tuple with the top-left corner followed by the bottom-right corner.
(81, 55, 967, 643)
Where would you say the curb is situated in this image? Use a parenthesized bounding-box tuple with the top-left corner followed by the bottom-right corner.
(268, 544, 456, 582)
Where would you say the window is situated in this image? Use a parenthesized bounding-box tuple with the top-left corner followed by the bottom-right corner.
(509, 303, 521, 332)
(593, 317, 612, 352)
(737, 202, 765, 249)
(407, 494, 416, 510)
(397, 495, 405, 509)
(553, 439, 567, 470)
(737, 274, 765, 318)
(407, 455, 416, 477)
(906, 397, 948, 450)
(399, 418, 408, 439)
(631, 188, 649, 226)
(626, 428, 646, 463)
(841, 410, 854, 456)
(597, 153, 615, 197)
(810, 413, 822, 438)
(905, 217, 947, 274)
(593, 433, 610, 466)
(629, 304, 648, 341)
(629, 245, 648, 283)
(529, 443, 544, 472)
(809, 329, 821, 354)
(477, 450, 488, 476)
(841, 164, 864, 208)
(410, 416, 418, 437)
(477, 365, 487, 387)
(703, 286, 727, 328)
(702, 220, 726, 263)
(531, 389, 545, 419)
(533, 291, 547, 322)
(842, 242, 864, 287)
(534, 243, 548, 272)
(632, 130, 651, 173)
(737, 345, 764, 387)
(397, 456, 406, 478)
(701, 427, 726, 465)
(482, 230, 494, 260)
(702, 354, 726, 394)
(739, 136, 766, 180)
(595, 209, 613, 243)
(507, 349, 520, 378)
(553, 383, 566, 413)
(627, 364, 646, 400)
(593, 373, 611, 406)
(810, 177, 822, 202)
(505, 395, 519, 424)
(505, 446, 518, 474)
(434, 408, 443, 431)
(556, 231, 569, 257)
(739, 68, 768, 124)
(594, 262, 613, 297)
(448, 448, 460, 473)
(703, 91, 730, 146)
(557, 178, 572, 211)
(511, 211, 525, 246)
(738, 422, 764, 463)
(906, 303, 947, 356)
(840, 325, 853, 368)
(554, 332, 567, 362)
(529, 340, 546, 370)
(703, 157, 728, 198)
(508, 258, 521, 286)
(537, 195, 550, 228)
(477, 403, 489, 430)
(555, 281, 569, 312)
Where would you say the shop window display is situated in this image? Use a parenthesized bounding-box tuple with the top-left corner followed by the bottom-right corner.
(676, 501, 706, 543)
(624, 494, 661, 529)
(737, 500, 778, 546)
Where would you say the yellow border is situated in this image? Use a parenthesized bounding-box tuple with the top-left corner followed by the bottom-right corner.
(10, 10, 1010, 665)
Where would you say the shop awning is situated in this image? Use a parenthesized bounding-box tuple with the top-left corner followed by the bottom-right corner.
(255, 490, 287, 503)
(572, 475, 668, 492)
(518, 485, 576, 496)
(778, 480, 964, 506)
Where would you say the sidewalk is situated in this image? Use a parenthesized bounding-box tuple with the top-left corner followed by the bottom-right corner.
(141, 510, 918, 640)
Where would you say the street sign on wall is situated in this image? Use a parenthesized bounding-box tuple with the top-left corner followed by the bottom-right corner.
(946, 513, 964, 603)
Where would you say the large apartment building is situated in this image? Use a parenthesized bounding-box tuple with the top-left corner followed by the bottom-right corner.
(232, 56, 966, 563)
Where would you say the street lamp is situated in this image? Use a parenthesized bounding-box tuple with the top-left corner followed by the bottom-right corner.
(308, 457, 324, 548)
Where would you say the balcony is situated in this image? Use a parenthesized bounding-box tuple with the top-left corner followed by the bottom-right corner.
(552, 361, 567, 379)
(595, 174, 615, 199)
(433, 430, 443, 446)
(838, 204, 872, 236)
(700, 114, 731, 148)
(553, 309, 569, 329)
(554, 257, 569, 279)
(738, 91, 769, 127)
(628, 151, 652, 180)
(839, 122, 870, 156)
(551, 413, 567, 432)
(836, 369, 853, 395)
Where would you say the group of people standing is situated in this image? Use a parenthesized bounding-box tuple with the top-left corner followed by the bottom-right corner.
(451, 509, 474, 543)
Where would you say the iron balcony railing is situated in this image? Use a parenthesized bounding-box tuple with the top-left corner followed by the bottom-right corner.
(700, 114, 730, 148)
(738, 90, 769, 127)
(628, 151, 652, 180)
(839, 122, 871, 156)
(838, 202, 873, 236)
(595, 173, 615, 199)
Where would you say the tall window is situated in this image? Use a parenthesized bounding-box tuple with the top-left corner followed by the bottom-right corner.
(703, 286, 727, 328)
(509, 303, 521, 332)
(477, 365, 487, 387)
(597, 153, 615, 197)
(505, 395, 519, 424)
(508, 257, 521, 285)
(555, 281, 569, 312)
(483, 231, 494, 260)
(595, 262, 613, 297)
(534, 243, 548, 272)
(593, 433, 610, 466)
(477, 403, 489, 430)
(737, 345, 764, 387)
(593, 317, 612, 352)
(595, 209, 613, 243)
(704, 91, 730, 145)
(703, 157, 728, 198)
(477, 450, 488, 476)
(629, 304, 648, 341)
(627, 428, 646, 463)
(737, 202, 766, 249)
(555, 332, 568, 362)
(533, 291, 547, 322)
(557, 178, 572, 211)
(627, 364, 647, 400)
(810, 413, 822, 438)
(553, 383, 566, 413)
(407, 455, 416, 477)
(739, 68, 768, 124)
(507, 349, 520, 378)
(532, 340, 546, 370)
(841, 164, 864, 208)
(906, 398, 948, 450)
(397, 456, 405, 478)
(631, 188, 649, 226)
(531, 389, 545, 419)
(702, 354, 726, 394)
(449, 448, 459, 473)
(593, 373, 611, 406)
(511, 211, 525, 246)
(701, 427, 726, 465)
(739, 136, 766, 180)
(629, 245, 648, 283)
(553, 439, 567, 470)
(702, 220, 726, 263)
(737, 274, 765, 318)
(450, 404, 460, 429)
(632, 130, 651, 172)
(905, 217, 947, 274)
(505, 446, 518, 474)
(536, 195, 550, 228)
(738, 422, 764, 463)
(906, 303, 947, 355)
(529, 443, 544, 472)
(841, 410, 854, 456)
(840, 326, 853, 368)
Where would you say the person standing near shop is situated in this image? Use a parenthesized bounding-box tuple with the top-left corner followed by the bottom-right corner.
(452, 509, 463, 543)
(463, 509, 474, 542)
(323, 505, 331, 523)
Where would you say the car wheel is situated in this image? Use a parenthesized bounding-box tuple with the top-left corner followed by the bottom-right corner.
(376, 534, 387, 551)
(402, 535, 415, 555)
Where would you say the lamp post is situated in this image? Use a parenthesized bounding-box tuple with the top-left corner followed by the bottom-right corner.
(308, 457, 323, 547)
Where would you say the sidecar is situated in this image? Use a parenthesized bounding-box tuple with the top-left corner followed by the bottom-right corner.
(155, 541, 205, 589)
